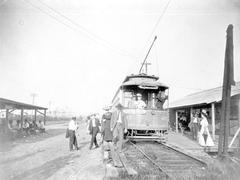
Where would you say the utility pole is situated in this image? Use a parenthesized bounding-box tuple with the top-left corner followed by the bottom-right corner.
(141, 62, 151, 74)
(30, 93, 37, 119)
(48, 101, 52, 115)
(30, 93, 38, 105)
(218, 24, 235, 158)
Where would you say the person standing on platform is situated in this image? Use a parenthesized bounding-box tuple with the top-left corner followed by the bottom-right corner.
(111, 103, 127, 152)
(198, 110, 214, 150)
(190, 112, 199, 140)
(88, 114, 101, 150)
(68, 117, 79, 151)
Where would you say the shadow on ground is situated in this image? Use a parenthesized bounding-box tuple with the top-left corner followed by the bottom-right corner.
(9, 154, 79, 180)
(0, 149, 45, 165)
(0, 129, 66, 152)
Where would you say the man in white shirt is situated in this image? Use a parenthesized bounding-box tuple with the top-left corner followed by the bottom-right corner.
(135, 93, 146, 109)
(68, 117, 79, 151)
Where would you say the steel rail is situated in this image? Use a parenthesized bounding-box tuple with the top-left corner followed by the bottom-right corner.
(129, 141, 170, 179)
(159, 142, 207, 167)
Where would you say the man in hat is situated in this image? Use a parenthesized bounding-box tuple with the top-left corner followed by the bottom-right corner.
(88, 114, 101, 150)
(156, 91, 168, 109)
(190, 112, 199, 140)
(68, 117, 79, 151)
(111, 103, 127, 152)
(135, 93, 146, 109)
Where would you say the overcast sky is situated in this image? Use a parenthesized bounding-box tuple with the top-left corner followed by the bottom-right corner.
(0, 0, 240, 115)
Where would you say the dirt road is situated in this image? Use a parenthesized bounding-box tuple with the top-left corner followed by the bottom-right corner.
(0, 122, 105, 180)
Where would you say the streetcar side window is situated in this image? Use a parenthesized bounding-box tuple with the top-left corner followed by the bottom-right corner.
(123, 91, 133, 107)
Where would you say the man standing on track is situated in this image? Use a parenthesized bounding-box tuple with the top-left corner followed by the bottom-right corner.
(68, 117, 79, 151)
(111, 103, 127, 152)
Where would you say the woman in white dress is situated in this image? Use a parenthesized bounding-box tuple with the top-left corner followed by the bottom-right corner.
(198, 110, 214, 150)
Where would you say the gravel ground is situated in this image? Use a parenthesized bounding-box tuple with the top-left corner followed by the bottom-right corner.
(0, 122, 104, 180)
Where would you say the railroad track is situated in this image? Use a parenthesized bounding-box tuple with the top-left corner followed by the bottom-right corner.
(122, 141, 207, 179)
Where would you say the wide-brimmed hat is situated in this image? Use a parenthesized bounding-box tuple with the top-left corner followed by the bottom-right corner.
(103, 105, 112, 111)
(115, 103, 124, 109)
(136, 93, 142, 97)
(201, 109, 207, 114)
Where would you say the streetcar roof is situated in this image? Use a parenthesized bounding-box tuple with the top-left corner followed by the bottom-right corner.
(121, 74, 168, 88)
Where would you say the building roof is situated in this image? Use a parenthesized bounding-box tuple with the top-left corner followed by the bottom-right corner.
(0, 98, 47, 110)
(169, 81, 240, 109)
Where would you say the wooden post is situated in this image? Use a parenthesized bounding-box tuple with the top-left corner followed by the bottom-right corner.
(229, 127, 240, 148)
(175, 110, 178, 133)
(190, 107, 193, 121)
(218, 24, 235, 157)
(21, 109, 24, 129)
(5, 109, 9, 132)
(121, 89, 124, 106)
(34, 109, 37, 122)
(238, 97, 240, 148)
(211, 103, 216, 140)
(44, 109, 46, 125)
(6, 109, 9, 123)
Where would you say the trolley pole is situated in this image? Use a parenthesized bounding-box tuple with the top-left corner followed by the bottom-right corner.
(139, 36, 157, 74)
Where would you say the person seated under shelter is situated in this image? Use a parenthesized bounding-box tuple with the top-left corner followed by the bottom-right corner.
(38, 120, 45, 133)
(8, 119, 13, 129)
(29, 121, 37, 135)
(23, 119, 30, 135)
(16, 120, 21, 130)
(135, 93, 146, 109)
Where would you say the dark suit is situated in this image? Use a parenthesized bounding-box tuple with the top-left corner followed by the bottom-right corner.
(88, 118, 100, 149)
(69, 130, 78, 151)
(110, 110, 127, 152)
(156, 92, 168, 109)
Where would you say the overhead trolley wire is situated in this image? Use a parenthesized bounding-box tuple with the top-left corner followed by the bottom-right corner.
(37, 0, 136, 59)
(23, 0, 138, 60)
(139, 0, 172, 54)
(23, 0, 81, 35)
(126, 0, 172, 75)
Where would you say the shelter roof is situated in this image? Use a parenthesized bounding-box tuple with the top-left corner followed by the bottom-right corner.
(169, 81, 240, 109)
(0, 98, 47, 110)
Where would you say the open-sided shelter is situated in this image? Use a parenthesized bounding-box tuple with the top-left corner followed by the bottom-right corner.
(0, 97, 47, 131)
(169, 81, 240, 140)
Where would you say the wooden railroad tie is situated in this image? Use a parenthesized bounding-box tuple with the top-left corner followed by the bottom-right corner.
(109, 143, 123, 168)
(118, 152, 137, 176)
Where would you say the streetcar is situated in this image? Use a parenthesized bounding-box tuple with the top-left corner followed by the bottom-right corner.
(111, 73, 169, 141)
